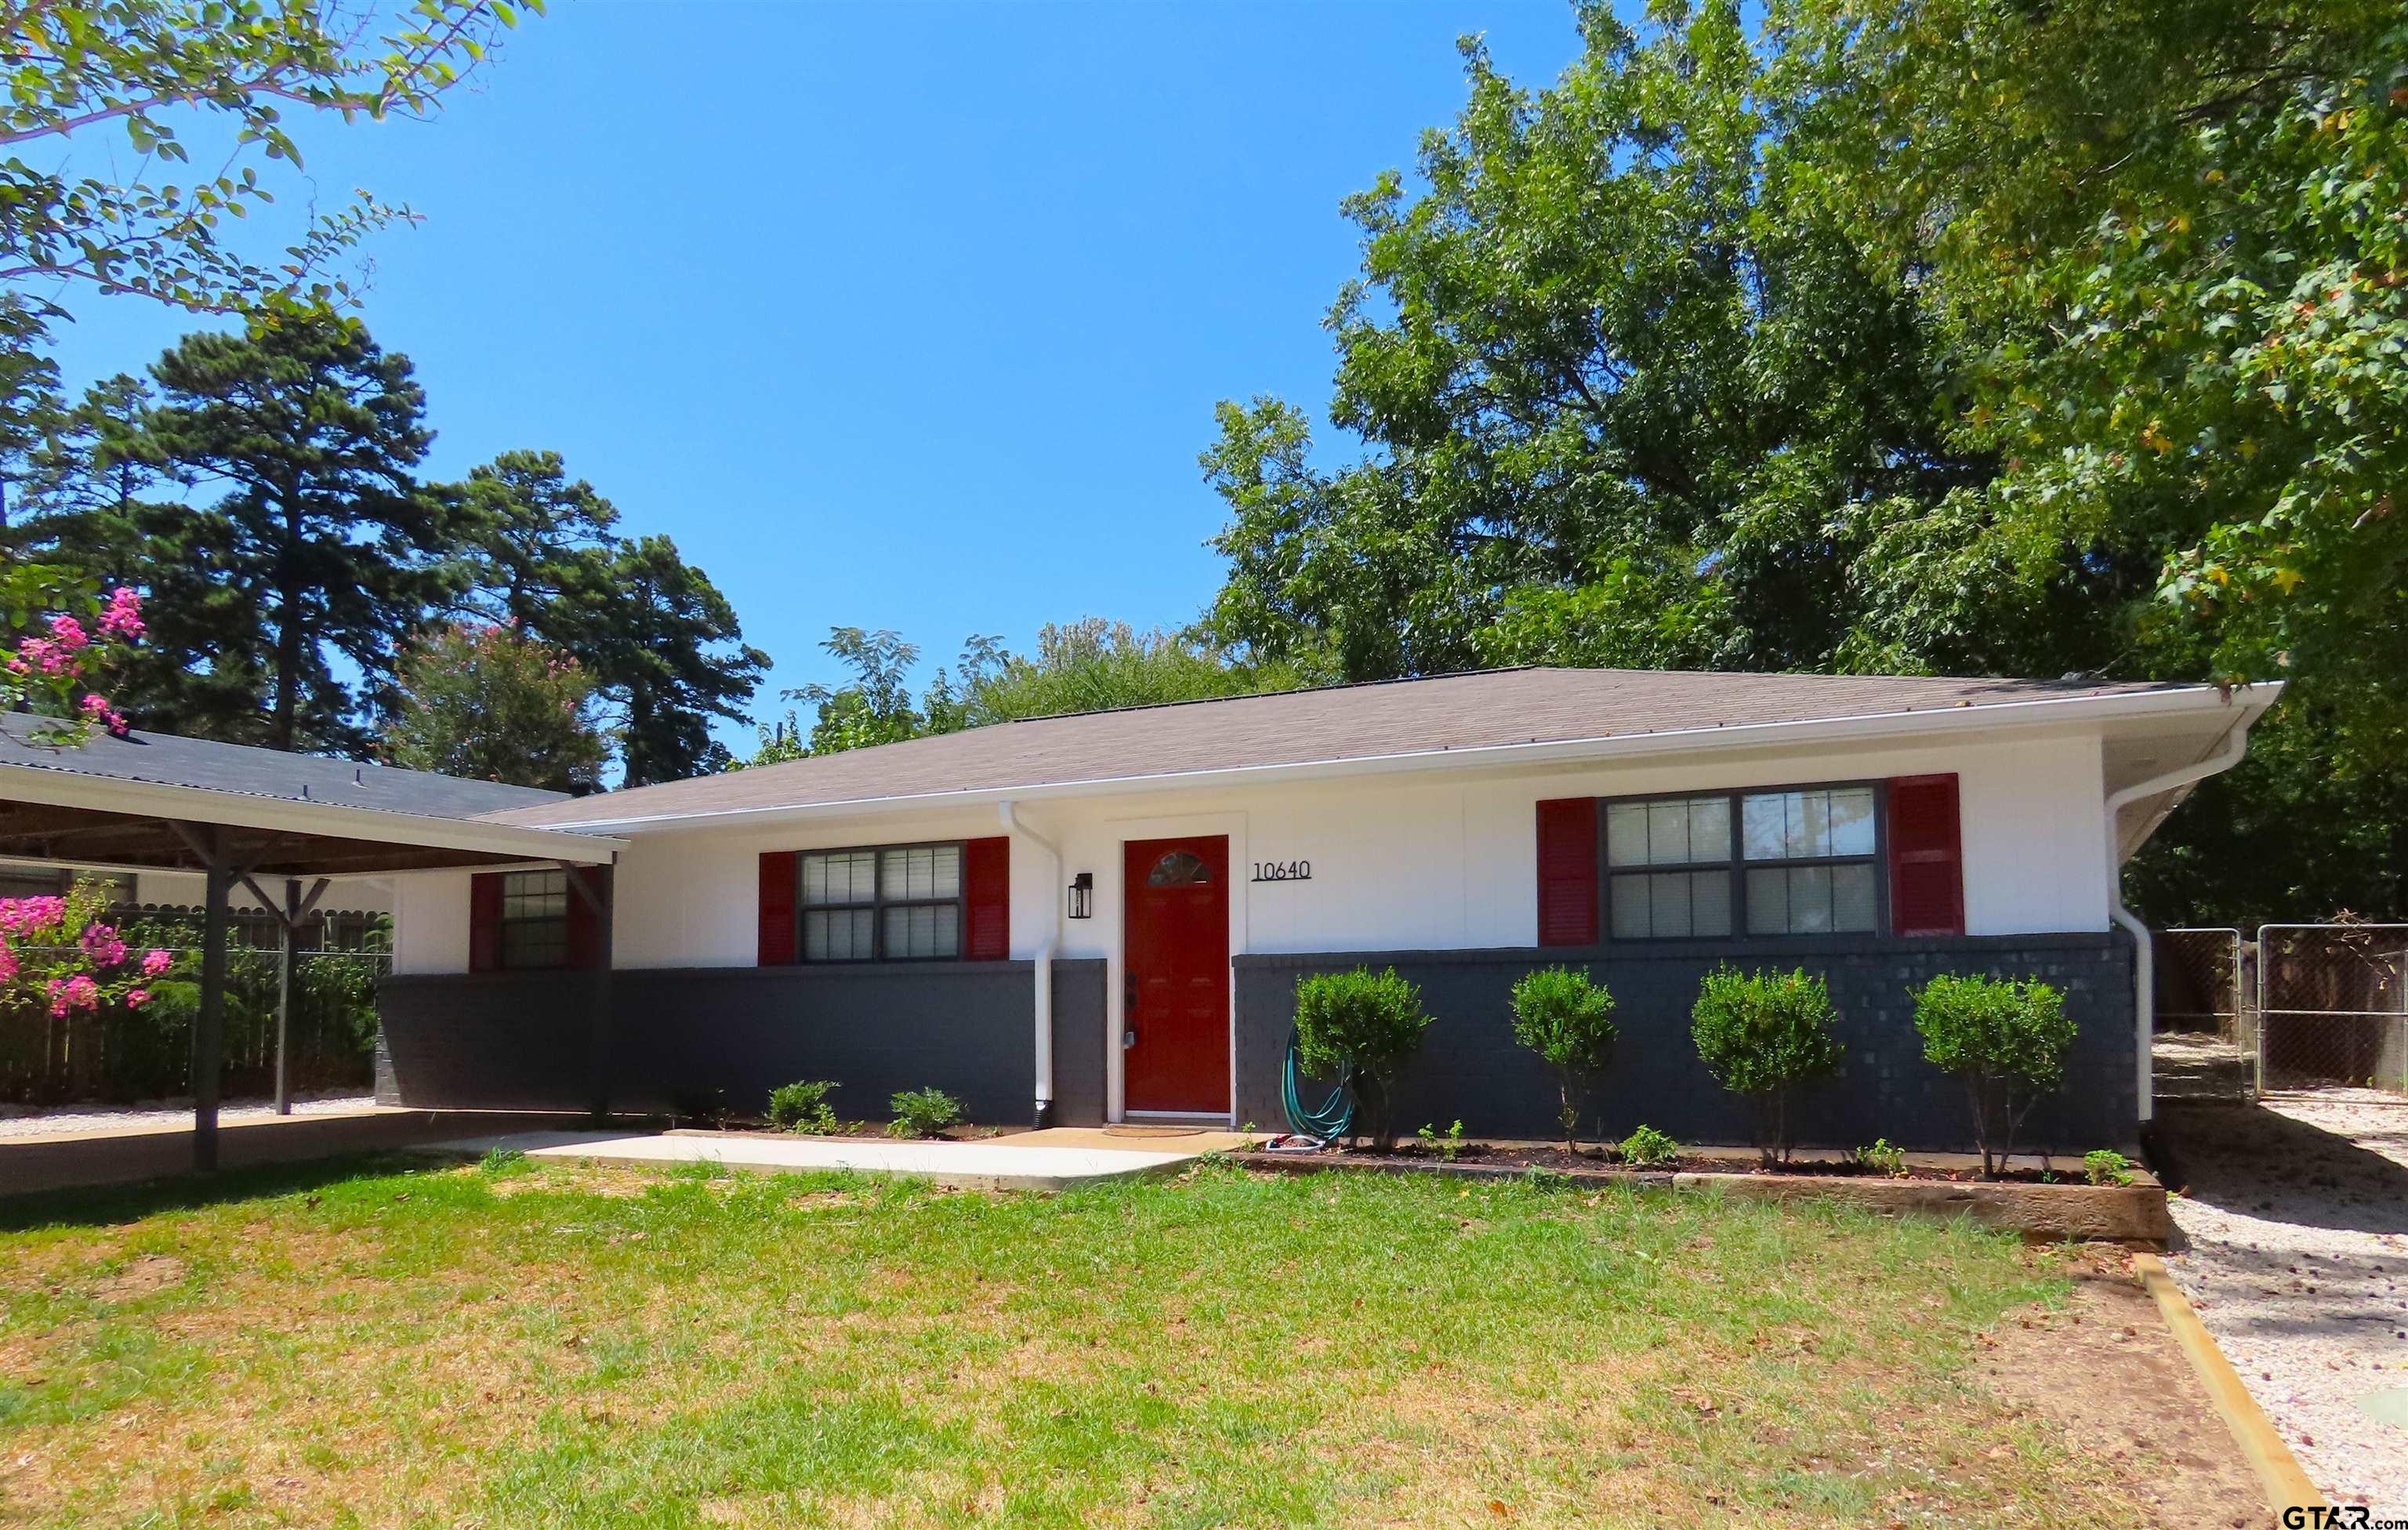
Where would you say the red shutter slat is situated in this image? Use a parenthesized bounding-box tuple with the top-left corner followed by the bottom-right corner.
(1536, 797, 1599, 947)
(964, 836, 1010, 960)
(758, 852, 798, 966)
(566, 865, 611, 970)
(1887, 774, 1965, 937)
(468, 872, 503, 973)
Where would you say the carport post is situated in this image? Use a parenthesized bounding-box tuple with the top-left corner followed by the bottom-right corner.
(242, 876, 330, 1117)
(191, 832, 231, 1173)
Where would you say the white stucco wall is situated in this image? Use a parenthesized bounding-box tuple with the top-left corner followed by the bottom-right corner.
(389, 724, 2111, 977)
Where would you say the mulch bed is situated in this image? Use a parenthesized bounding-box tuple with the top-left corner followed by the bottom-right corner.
(1246, 1140, 2121, 1187)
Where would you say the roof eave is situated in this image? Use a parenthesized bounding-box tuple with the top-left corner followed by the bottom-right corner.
(0, 763, 626, 866)
(517, 680, 2285, 835)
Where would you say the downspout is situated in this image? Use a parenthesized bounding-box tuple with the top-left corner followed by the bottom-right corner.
(1001, 800, 1060, 1128)
(2104, 723, 2254, 1124)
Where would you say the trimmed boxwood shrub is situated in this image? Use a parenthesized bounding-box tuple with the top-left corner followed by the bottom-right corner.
(1508, 966, 1617, 1151)
(887, 1086, 965, 1138)
(1293, 966, 1433, 1151)
(1912, 973, 2074, 1177)
(1690, 966, 1842, 1164)
(767, 1079, 840, 1134)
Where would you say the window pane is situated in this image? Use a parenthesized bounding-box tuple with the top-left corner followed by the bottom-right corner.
(1645, 801, 1690, 867)
(803, 852, 875, 905)
(1828, 789, 1876, 857)
(1789, 865, 1834, 933)
(1746, 867, 1787, 934)
(1689, 869, 1732, 937)
(1689, 797, 1731, 863)
(1743, 794, 1788, 860)
(1609, 874, 1651, 939)
(1832, 863, 1878, 932)
(1606, 803, 1649, 868)
(883, 903, 959, 959)
(501, 921, 564, 970)
(1647, 872, 1692, 936)
(804, 908, 872, 960)
(1797, 792, 1831, 857)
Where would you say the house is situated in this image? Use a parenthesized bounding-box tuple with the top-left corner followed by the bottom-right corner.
(372, 667, 2279, 1151)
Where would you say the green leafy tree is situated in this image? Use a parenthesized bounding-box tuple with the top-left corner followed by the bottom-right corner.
(0, 0, 539, 321)
(448, 449, 619, 629)
(1910, 975, 2076, 1178)
(1293, 966, 1434, 1151)
(379, 623, 605, 793)
(954, 618, 1312, 727)
(786, 627, 927, 756)
(1508, 966, 1618, 1151)
(1201, 3, 1985, 683)
(1690, 966, 1842, 1165)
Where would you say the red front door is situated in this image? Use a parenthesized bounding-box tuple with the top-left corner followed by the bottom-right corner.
(1122, 835, 1231, 1115)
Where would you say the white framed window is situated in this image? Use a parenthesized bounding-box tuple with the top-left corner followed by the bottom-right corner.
(499, 869, 570, 970)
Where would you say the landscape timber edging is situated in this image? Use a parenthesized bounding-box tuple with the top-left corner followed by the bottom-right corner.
(1231, 1150, 2174, 1244)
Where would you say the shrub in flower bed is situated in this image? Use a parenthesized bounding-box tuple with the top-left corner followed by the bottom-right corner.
(1690, 966, 1842, 1166)
(1508, 966, 1616, 1151)
(1911, 973, 2074, 1178)
(887, 1086, 965, 1138)
(1293, 966, 1433, 1151)
(767, 1079, 840, 1134)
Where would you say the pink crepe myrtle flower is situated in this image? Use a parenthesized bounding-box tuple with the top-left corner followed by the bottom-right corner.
(142, 948, 173, 977)
(80, 923, 129, 968)
(125, 988, 152, 1009)
(0, 896, 67, 936)
(9, 636, 74, 676)
(47, 614, 89, 651)
(45, 973, 101, 1017)
(96, 586, 145, 641)
(0, 940, 15, 983)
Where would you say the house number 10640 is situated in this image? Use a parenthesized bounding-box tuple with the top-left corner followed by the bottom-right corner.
(1252, 860, 1311, 883)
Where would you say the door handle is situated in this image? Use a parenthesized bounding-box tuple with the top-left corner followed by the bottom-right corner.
(1123, 977, 1138, 1050)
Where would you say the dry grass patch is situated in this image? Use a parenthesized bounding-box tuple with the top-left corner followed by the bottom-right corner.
(0, 1155, 2232, 1528)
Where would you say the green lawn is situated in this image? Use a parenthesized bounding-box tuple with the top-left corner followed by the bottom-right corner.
(0, 1155, 2162, 1528)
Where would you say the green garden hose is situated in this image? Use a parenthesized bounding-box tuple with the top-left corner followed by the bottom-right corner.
(1281, 1024, 1354, 1144)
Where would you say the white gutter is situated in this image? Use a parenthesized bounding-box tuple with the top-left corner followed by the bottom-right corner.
(531, 682, 2285, 835)
(2105, 722, 2256, 1124)
(0, 764, 625, 865)
(999, 800, 1060, 1127)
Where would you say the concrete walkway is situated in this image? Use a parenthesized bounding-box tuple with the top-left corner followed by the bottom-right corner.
(414, 1126, 1256, 1191)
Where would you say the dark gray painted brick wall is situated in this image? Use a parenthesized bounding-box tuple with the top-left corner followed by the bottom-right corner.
(1233, 935, 2136, 1151)
(380, 959, 1109, 1126)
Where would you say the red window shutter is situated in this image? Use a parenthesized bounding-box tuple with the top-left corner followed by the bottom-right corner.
(565, 865, 611, 970)
(1888, 774, 1965, 937)
(468, 872, 503, 973)
(964, 836, 1010, 960)
(1536, 797, 1599, 947)
(758, 852, 798, 966)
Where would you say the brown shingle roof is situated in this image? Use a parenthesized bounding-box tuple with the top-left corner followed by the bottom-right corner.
(486, 666, 2211, 828)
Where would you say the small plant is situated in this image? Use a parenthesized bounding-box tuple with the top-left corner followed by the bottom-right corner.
(767, 1079, 841, 1135)
(1851, 1138, 1908, 1178)
(1508, 966, 1618, 1151)
(1690, 966, 1843, 1165)
(1416, 1119, 1468, 1163)
(477, 1146, 528, 1177)
(1293, 966, 1434, 1151)
(1619, 1124, 1679, 1168)
(1911, 973, 2075, 1178)
(2083, 1148, 2134, 1187)
(887, 1086, 965, 1138)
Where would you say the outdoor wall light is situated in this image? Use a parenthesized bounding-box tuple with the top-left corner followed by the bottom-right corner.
(1067, 872, 1093, 920)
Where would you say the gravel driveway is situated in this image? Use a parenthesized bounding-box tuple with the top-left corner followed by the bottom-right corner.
(2159, 1091, 2408, 1510)
(0, 1093, 374, 1140)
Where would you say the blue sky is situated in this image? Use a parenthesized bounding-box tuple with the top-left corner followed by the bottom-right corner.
(43, 1, 1587, 753)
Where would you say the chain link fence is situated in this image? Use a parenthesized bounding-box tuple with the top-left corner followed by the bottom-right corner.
(2151, 926, 2254, 1101)
(0, 946, 387, 1107)
(2254, 923, 2408, 1097)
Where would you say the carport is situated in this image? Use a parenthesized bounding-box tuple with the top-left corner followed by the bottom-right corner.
(0, 721, 625, 1171)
